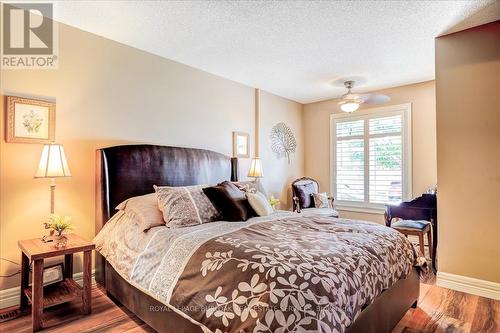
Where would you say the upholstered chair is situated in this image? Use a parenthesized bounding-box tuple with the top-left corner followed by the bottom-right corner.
(291, 177, 339, 217)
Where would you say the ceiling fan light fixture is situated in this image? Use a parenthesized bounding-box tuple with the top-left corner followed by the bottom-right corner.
(338, 100, 361, 113)
(335, 79, 390, 113)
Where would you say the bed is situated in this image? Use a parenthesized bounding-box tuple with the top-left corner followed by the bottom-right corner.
(94, 144, 421, 333)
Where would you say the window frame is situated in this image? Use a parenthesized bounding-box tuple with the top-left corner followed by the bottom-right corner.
(330, 103, 412, 214)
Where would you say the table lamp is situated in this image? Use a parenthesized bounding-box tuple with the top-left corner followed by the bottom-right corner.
(248, 157, 263, 178)
(34, 143, 71, 214)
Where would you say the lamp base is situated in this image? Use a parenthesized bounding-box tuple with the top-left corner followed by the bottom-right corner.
(50, 179, 56, 214)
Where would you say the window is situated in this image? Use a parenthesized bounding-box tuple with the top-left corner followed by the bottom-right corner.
(330, 104, 412, 212)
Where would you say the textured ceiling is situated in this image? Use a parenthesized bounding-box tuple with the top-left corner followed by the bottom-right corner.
(52, 1, 499, 103)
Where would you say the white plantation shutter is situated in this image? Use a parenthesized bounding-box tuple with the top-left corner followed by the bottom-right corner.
(369, 115, 403, 203)
(331, 105, 412, 210)
(335, 120, 364, 202)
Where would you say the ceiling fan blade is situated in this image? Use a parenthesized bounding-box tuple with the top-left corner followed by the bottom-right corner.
(360, 94, 390, 105)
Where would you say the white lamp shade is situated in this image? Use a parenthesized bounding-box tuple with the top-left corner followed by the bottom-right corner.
(338, 101, 360, 113)
(248, 158, 263, 178)
(34, 144, 71, 178)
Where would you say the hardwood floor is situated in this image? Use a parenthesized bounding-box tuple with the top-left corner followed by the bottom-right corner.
(0, 285, 155, 333)
(393, 282, 499, 333)
(0, 283, 498, 333)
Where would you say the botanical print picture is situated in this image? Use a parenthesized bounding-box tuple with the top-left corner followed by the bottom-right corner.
(6, 96, 55, 143)
(233, 131, 249, 158)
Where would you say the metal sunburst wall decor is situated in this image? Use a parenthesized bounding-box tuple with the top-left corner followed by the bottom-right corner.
(270, 122, 297, 164)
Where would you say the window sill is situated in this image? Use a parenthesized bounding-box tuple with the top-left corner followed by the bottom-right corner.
(335, 204, 386, 215)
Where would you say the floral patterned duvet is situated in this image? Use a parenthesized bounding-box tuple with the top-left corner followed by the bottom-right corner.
(95, 212, 424, 333)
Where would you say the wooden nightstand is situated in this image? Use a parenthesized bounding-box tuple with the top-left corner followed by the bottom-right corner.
(18, 234, 95, 332)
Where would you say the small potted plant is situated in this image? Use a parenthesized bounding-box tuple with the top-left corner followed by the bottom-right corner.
(269, 195, 280, 210)
(44, 214, 72, 248)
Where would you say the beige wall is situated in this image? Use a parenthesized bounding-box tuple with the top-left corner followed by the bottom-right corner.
(260, 91, 304, 208)
(436, 21, 500, 283)
(0, 23, 303, 290)
(303, 81, 437, 223)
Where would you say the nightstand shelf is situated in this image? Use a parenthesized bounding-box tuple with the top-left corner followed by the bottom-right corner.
(24, 278, 82, 309)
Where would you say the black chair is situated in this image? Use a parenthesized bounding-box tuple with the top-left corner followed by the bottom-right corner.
(385, 193, 437, 270)
(291, 177, 338, 217)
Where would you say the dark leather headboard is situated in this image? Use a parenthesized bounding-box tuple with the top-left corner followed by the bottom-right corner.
(95, 144, 238, 229)
(95, 144, 238, 285)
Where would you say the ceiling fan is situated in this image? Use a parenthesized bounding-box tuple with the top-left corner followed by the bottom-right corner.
(338, 80, 390, 113)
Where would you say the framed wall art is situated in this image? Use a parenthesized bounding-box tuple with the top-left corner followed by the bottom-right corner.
(5, 96, 55, 143)
(42, 263, 64, 287)
(232, 131, 250, 158)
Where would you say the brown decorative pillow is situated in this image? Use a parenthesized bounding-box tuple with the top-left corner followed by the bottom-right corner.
(293, 182, 316, 209)
(154, 185, 222, 228)
(203, 181, 256, 221)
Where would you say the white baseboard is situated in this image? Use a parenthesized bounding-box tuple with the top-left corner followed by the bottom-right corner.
(436, 271, 500, 300)
(0, 270, 96, 309)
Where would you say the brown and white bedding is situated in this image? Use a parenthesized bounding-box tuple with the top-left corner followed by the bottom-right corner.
(94, 212, 425, 333)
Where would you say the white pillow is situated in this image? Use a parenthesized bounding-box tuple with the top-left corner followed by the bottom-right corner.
(116, 193, 165, 232)
(246, 191, 273, 216)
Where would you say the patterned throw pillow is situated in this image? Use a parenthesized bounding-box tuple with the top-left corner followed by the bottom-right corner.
(154, 185, 222, 228)
(313, 192, 330, 208)
(232, 180, 258, 193)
